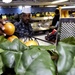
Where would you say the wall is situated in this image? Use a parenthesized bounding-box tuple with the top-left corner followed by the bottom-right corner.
(0, 7, 56, 14)
(0, 8, 22, 14)
(31, 7, 56, 13)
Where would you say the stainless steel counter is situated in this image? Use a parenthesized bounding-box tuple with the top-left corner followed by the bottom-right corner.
(31, 20, 52, 31)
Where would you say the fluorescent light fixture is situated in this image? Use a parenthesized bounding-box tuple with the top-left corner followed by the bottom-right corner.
(51, 0, 68, 4)
(22, 6, 31, 13)
(18, 6, 22, 10)
(2, 0, 12, 3)
(46, 5, 57, 7)
(61, 6, 75, 9)
(25, 6, 31, 8)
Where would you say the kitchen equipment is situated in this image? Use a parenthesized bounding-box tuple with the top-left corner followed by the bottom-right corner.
(57, 6, 75, 43)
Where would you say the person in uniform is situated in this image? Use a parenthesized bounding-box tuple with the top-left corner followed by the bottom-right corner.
(14, 6, 33, 38)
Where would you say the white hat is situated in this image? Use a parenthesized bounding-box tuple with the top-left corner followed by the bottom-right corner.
(22, 6, 31, 13)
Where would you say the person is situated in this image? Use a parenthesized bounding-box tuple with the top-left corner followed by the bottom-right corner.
(14, 12, 33, 38)
(0, 15, 6, 36)
(49, 9, 60, 30)
(45, 9, 60, 43)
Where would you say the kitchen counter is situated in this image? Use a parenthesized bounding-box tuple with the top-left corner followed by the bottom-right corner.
(34, 34, 52, 45)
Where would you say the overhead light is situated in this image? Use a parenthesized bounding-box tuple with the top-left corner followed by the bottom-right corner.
(61, 6, 75, 9)
(51, 0, 68, 4)
(2, 0, 12, 3)
(22, 6, 31, 13)
(25, 6, 31, 8)
(46, 5, 57, 7)
(18, 6, 22, 10)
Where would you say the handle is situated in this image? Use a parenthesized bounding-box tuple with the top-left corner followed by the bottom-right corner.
(24, 34, 54, 44)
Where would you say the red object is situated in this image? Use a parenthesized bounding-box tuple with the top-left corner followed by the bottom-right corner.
(51, 29, 57, 34)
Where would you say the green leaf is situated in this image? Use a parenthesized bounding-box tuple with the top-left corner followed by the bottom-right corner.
(66, 56, 75, 75)
(0, 48, 4, 53)
(1, 51, 15, 68)
(0, 36, 56, 75)
(15, 49, 56, 75)
(29, 45, 56, 51)
(15, 52, 25, 75)
(0, 39, 29, 52)
(0, 36, 7, 43)
(57, 42, 75, 75)
(61, 37, 75, 45)
(0, 55, 3, 74)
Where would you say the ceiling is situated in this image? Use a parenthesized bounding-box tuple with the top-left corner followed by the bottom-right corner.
(0, 0, 56, 2)
(0, 0, 56, 6)
(0, 0, 75, 6)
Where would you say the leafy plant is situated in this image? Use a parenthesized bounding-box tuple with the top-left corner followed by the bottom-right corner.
(57, 37, 75, 75)
(0, 36, 56, 75)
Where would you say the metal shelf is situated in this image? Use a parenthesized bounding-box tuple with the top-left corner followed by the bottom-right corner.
(31, 17, 53, 20)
